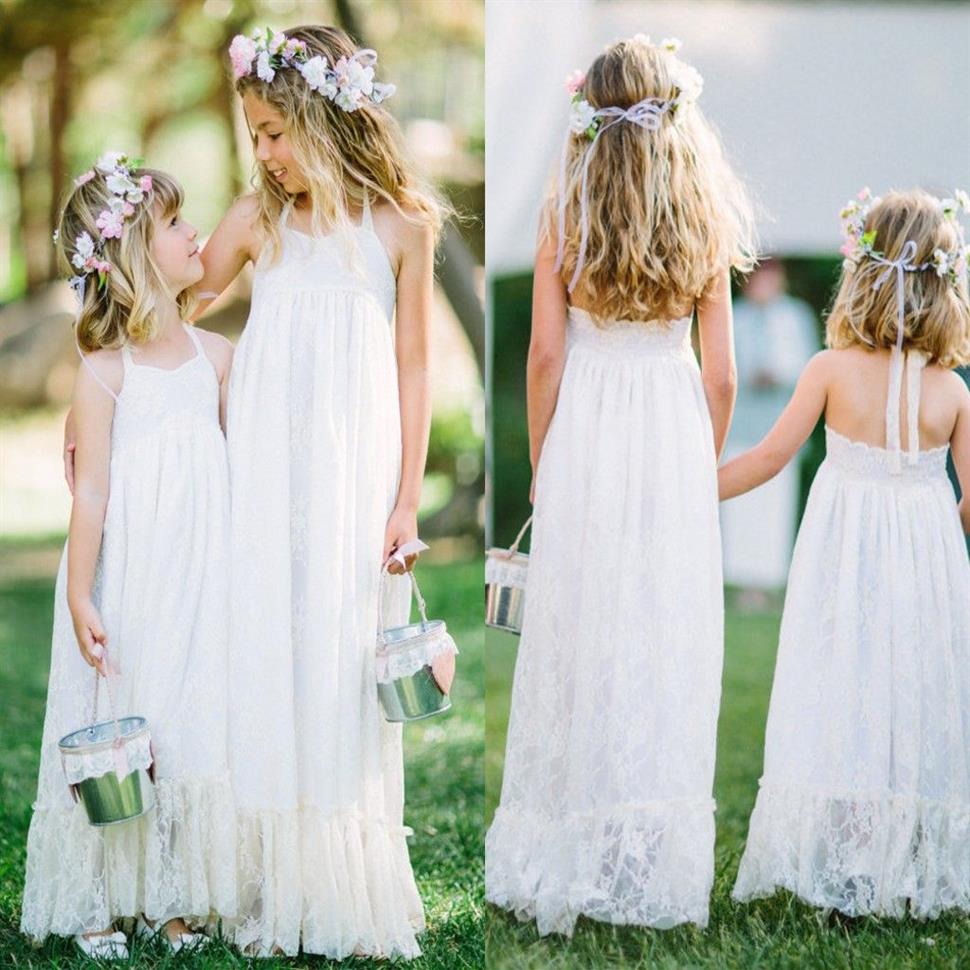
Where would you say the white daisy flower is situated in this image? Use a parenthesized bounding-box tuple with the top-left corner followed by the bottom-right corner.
(570, 98, 598, 136)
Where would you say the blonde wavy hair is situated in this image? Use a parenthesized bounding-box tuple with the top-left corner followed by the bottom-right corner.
(826, 190, 970, 368)
(544, 36, 757, 325)
(56, 169, 195, 353)
(234, 24, 452, 260)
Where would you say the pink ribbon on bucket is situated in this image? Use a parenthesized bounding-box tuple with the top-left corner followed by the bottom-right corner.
(90, 643, 130, 780)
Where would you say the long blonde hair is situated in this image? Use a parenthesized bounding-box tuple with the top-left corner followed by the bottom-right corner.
(234, 24, 452, 260)
(56, 169, 195, 352)
(545, 36, 757, 325)
(826, 190, 970, 368)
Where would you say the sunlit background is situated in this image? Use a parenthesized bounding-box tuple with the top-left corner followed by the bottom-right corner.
(0, 3, 484, 966)
(1, 0, 484, 550)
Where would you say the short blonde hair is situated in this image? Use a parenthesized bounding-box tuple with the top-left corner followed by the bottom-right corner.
(544, 36, 757, 325)
(234, 24, 452, 260)
(826, 190, 970, 368)
(56, 169, 196, 352)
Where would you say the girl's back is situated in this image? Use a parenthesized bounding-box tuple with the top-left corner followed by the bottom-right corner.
(825, 345, 964, 453)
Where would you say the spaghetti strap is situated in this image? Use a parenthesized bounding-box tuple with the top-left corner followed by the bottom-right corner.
(885, 348, 926, 472)
(905, 351, 926, 465)
(884, 348, 905, 473)
(361, 190, 373, 231)
(182, 321, 204, 354)
(75, 339, 120, 403)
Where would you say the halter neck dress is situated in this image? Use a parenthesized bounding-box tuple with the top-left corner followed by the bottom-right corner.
(21, 323, 236, 939)
(224, 196, 424, 958)
(733, 349, 970, 917)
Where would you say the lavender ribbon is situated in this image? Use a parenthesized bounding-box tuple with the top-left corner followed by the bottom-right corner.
(845, 240, 928, 472)
(554, 97, 675, 293)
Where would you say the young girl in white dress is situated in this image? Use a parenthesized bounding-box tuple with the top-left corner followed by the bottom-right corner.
(485, 36, 756, 935)
(194, 25, 447, 959)
(725, 188, 970, 918)
(22, 155, 236, 958)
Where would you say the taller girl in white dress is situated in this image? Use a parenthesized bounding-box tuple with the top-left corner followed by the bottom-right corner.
(485, 36, 756, 935)
(196, 26, 446, 959)
(725, 188, 970, 918)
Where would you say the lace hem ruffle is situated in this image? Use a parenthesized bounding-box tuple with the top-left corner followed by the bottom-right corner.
(21, 772, 237, 940)
(375, 628, 458, 684)
(229, 805, 425, 959)
(733, 782, 970, 918)
(485, 797, 716, 936)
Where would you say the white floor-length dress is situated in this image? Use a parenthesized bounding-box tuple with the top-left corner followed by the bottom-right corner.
(486, 308, 724, 935)
(21, 324, 236, 939)
(733, 350, 970, 918)
(224, 197, 424, 958)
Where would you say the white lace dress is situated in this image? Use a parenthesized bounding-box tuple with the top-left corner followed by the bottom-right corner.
(733, 350, 970, 918)
(21, 324, 236, 940)
(224, 199, 423, 958)
(486, 308, 724, 935)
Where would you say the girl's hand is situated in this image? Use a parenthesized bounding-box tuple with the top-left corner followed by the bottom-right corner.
(383, 505, 419, 575)
(64, 409, 77, 495)
(70, 599, 108, 674)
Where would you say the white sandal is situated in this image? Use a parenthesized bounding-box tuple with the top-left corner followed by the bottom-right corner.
(135, 915, 209, 953)
(74, 930, 128, 960)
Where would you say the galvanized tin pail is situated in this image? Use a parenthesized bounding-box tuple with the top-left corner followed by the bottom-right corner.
(376, 549, 457, 723)
(486, 515, 531, 635)
(59, 717, 155, 825)
(59, 654, 155, 826)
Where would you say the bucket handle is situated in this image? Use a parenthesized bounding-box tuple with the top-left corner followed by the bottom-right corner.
(88, 646, 131, 779)
(504, 515, 533, 558)
(377, 538, 430, 640)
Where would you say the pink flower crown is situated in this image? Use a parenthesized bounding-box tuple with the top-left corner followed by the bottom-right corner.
(59, 151, 154, 297)
(839, 186, 970, 285)
(229, 28, 395, 113)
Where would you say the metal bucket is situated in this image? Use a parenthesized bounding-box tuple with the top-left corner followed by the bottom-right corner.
(376, 555, 456, 723)
(59, 717, 155, 826)
(485, 515, 531, 635)
(377, 620, 452, 722)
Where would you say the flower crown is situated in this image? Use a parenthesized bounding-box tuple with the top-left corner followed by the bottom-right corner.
(229, 28, 395, 113)
(565, 36, 704, 140)
(839, 186, 970, 285)
(60, 151, 153, 296)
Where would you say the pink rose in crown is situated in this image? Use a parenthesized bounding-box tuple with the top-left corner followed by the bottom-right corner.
(565, 69, 586, 95)
(229, 34, 258, 79)
(139, 175, 153, 193)
(96, 209, 124, 239)
(74, 170, 95, 187)
(839, 242, 855, 257)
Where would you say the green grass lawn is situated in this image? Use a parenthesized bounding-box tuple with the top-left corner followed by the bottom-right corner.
(0, 536, 484, 969)
(485, 614, 970, 970)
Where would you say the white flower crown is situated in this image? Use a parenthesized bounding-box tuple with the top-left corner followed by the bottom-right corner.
(839, 186, 970, 284)
(565, 36, 703, 140)
(229, 28, 395, 113)
(61, 151, 154, 296)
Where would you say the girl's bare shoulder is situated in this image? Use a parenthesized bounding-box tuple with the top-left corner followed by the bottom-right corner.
(75, 347, 124, 399)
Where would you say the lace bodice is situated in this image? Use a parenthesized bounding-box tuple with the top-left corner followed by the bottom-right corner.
(251, 195, 396, 323)
(823, 349, 949, 485)
(110, 324, 220, 454)
(567, 307, 694, 359)
(824, 427, 949, 484)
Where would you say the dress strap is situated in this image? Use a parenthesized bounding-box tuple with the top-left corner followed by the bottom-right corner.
(75, 339, 120, 403)
(361, 190, 373, 231)
(885, 348, 925, 473)
(182, 321, 204, 356)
